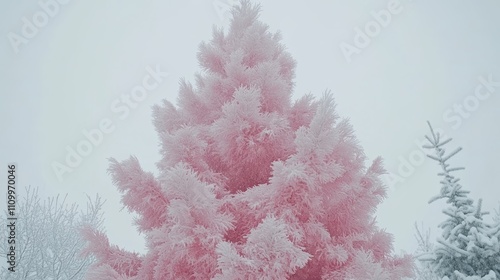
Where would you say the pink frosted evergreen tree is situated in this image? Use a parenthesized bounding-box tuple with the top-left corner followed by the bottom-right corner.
(82, 1, 414, 279)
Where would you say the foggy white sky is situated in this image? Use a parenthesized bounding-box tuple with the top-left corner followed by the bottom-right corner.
(1, 0, 499, 259)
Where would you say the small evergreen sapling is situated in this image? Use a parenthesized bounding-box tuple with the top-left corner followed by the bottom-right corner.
(82, 1, 413, 278)
(414, 222, 440, 280)
(494, 205, 500, 224)
(423, 122, 500, 280)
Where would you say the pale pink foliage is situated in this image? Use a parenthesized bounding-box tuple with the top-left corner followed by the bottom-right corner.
(214, 215, 310, 279)
(83, 1, 413, 278)
(80, 226, 142, 278)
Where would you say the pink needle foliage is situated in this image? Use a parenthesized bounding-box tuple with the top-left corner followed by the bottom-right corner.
(82, 1, 413, 279)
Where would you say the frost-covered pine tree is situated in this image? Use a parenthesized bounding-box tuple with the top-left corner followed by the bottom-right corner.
(82, 1, 413, 278)
(0, 187, 103, 280)
(422, 122, 500, 280)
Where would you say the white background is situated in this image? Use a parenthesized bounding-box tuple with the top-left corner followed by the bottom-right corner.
(1, 0, 499, 261)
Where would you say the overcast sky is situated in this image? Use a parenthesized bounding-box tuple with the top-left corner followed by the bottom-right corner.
(1, 0, 499, 259)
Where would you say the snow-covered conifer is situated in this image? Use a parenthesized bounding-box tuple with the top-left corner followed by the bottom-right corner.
(82, 1, 413, 278)
(422, 122, 500, 280)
